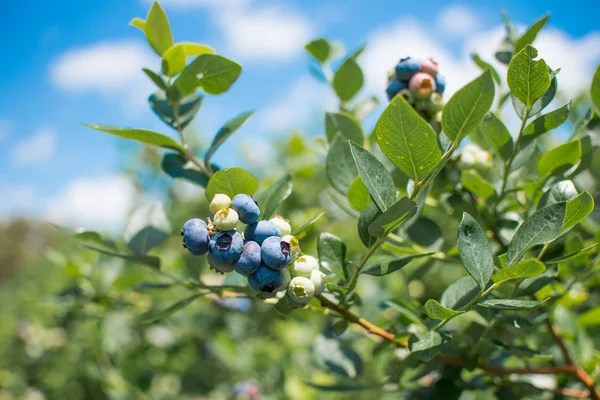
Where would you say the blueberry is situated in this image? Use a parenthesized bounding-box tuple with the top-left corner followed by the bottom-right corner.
(207, 253, 235, 274)
(208, 230, 243, 263)
(244, 221, 281, 245)
(269, 215, 292, 236)
(290, 255, 319, 277)
(231, 194, 260, 224)
(234, 241, 262, 276)
(213, 208, 239, 231)
(248, 263, 284, 293)
(281, 234, 300, 262)
(209, 193, 232, 214)
(395, 57, 421, 81)
(261, 236, 292, 270)
(435, 74, 446, 94)
(275, 268, 292, 292)
(420, 57, 438, 77)
(386, 79, 407, 101)
(287, 276, 315, 305)
(409, 72, 436, 99)
(181, 218, 209, 256)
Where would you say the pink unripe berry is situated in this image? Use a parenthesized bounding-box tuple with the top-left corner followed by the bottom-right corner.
(420, 58, 438, 76)
(409, 72, 436, 99)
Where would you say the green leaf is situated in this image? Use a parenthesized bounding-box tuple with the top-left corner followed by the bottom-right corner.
(314, 335, 362, 378)
(329, 189, 360, 218)
(174, 54, 242, 96)
(517, 267, 557, 296)
(471, 53, 501, 83)
(327, 134, 358, 195)
(144, 2, 173, 56)
(457, 213, 494, 290)
(54, 225, 117, 249)
(162, 153, 210, 187)
(124, 202, 171, 255)
(563, 191, 594, 230)
(536, 140, 581, 178)
(82, 245, 161, 269)
(362, 252, 432, 276)
(349, 142, 397, 212)
(507, 45, 551, 108)
(442, 71, 495, 144)
(141, 293, 205, 324)
(506, 202, 567, 266)
(332, 319, 349, 336)
(318, 233, 348, 281)
(384, 300, 427, 328)
(440, 276, 480, 310)
(291, 211, 326, 236)
(142, 68, 167, 90)
(204, 110, 254, 166)
(470, 112, 513, 161)
(162, 42, 214, 76)
(538, 180, 578, 209)
(357, 203, 380, 248)
(461, 170, 496, 199)
(545, 243, 597, 264)
(367, 197, 417, 237)
(514, 14, 549, 53)
(492, 259, 546, 285)
(376, 95, 442, 183)
(302, 382, 371, 392)
(333, 58, 363, 101)
(512, 68, 558, 119)
(592, 65, 600, 113)
(408, 331, 451, 362)
(523, 102, 570, 137)
(325, 112, 364, 144)
(579, 306, 600, 327)
(347, 177, 371, 212)
(149, 90, 202, 131)
(84, 124, 183, 152)
(305, 38, 331, 63)
(478, 298, 548, 310)
(255, 174, 293, 220)
(205, 167, 258, 202)
(423, 299, 463, 320)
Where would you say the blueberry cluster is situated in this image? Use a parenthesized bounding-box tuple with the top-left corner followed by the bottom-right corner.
(181, 193, 327, 308)
(386, 57, 445, 129)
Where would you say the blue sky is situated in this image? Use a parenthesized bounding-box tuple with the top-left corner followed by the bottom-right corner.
(1, 0, 599, 230)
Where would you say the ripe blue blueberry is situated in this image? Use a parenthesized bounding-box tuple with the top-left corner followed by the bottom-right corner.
(234, 241, 262, 276)
(181, 218, 209, 256)
(435, 74, 445, 94)
(261, 236, 292, 270)
(207, 253, 235, 274)
(231, 194, 260, 225)
(395, 57, 421, 81)
(208, 230, 243, 264)
(244, 221, 281, 245)
(248, 263, 284, 293)
(386, 79, 407, 101)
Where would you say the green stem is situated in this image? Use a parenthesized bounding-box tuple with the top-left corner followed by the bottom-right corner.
(499, 106, 530, 197)
(346, 237, 385, 290)
(433, 283, 498, 331)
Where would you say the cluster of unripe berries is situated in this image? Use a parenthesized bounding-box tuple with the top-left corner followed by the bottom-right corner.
(386, 57, 445, 129)
(181, 193, 327, 308)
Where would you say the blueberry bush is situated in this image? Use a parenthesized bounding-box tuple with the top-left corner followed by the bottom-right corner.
(3, 3, 600, 399)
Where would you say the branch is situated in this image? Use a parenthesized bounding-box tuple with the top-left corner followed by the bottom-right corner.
(315, 294, 600, 398)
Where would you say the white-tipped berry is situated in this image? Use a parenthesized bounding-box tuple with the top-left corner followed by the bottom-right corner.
(213, 208, 239, 231)
(290, 255, 319, 277)
(310, 270, 327, 295)
(287, 276, 315, 305)
(210, 194, 232, 214)
(270, 215, 292, 236)
(281, 235, 300, 262)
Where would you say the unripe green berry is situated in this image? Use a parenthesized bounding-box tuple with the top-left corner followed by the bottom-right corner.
(290, 255, 318, 277)
(310, 270, 327, 295)
(270, 215, 292, 236)
(287, 276, 315, 305)
(213, 208, 239, 231)
(210, 194, 232, 214)
(276, 268, 292, 292)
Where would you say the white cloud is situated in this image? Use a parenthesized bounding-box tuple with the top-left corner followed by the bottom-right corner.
(258, 76, 335, 131)
(437, 4, 480, 36)
(45, 175, 138, 231)
(50, 41, 155, 112)
(214, 6, 314, 61)
(11, 126, 57, 166)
